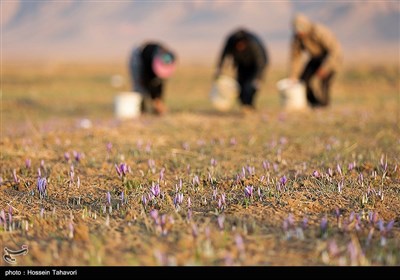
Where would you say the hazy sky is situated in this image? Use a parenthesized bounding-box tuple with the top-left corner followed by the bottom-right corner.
(3, 1, 399, 65)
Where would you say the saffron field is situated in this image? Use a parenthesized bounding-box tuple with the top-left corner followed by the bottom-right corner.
(1, 62, 399, 265)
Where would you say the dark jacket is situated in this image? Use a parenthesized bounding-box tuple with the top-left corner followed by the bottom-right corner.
(217, 29, 268, 80)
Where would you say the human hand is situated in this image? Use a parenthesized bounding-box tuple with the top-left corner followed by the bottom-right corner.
(317, 68, 328, 79)
(252, 79, 262, 90)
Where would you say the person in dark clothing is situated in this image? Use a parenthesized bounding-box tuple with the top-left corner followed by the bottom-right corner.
(214, 28, 268, 112)
(129, 42, 176, 115)
(289, 14, 342, 107)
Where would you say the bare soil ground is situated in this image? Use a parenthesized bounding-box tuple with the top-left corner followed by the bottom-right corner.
(1, 63, 399, 266)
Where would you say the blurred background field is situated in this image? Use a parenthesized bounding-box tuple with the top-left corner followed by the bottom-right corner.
(2, 62, 398, 132)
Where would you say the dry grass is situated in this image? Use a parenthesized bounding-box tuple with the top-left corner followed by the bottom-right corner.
(0, 62, 399, 266)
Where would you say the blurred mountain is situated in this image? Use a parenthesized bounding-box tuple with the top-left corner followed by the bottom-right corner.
(3, 1, 399, 65)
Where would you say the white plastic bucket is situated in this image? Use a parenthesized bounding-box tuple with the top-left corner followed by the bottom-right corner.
(210, 75, 239, 112)
(114, 92, 143, 119)
(276, 79, 307, 110)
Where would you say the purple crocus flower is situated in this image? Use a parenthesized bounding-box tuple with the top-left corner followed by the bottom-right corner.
(258, 188, 262, 201)
(380, 155, 387, 172)
(120, 163, 129, 175)
(320, 216, 328, 233)
(354, 217, 361, 232)
(160, 215, 167, 227)
(230, 137, 237, 146)
(69, 222, 74, 239)
(366, 228, 374, 246)
(218, 197, 223, 210)
(182, 142, 190, 150)
(358, 173, 364, 185)
(368, 211, 378, 225)
(64, 152, 71, 162)
(0, 210, 6, 224)
(386, 220, 394, 232)
(312, 170, 320, 178)
(197, 139, 205, 146)
(244, 186, 253, 198)
(173, 193, 184, 208)
(25, 158, 31, 169)
(145, 142, 152, 153)
(286, 213, 295, 227)
(106, 142, 112, 153)
(273, 163, 279, 172)
(262, 160, 270, 171)
(236, 174, 241, 184)
(37, 177, 47, 198)
(178, 179, 183, 191)
(335, 208, 340, 219)
(276, 182, 281, 193)
(73, 151, 82, 162)
(221, 193, 226, 204)
(210, 158, 217, 167)
(151, 183, 161, 197)
(70, 165, 75, 181)
(328, 240, 339, 257)
(12, 169, 19, 184)
(235, 234, 245, 253)
(327, 168, 333, 177)
(8, 208, 12, 225)
(337, 180, 344, 193)
(212, 189, 218, 200)
(136, 139, 143, 149)
(208, 172, 213, 183)
(150, 209, 159, 222)
(337, 163, 342, 176)
(187, 197, 191, 208)
(347, 241, 358, 265)
(191, 223, 198, 238)
(106, 192, 111, 205)
(121, 191, 124, 204)
(349, 211, 355, 223)
(280, 175, 287, 186)
(241, 167, 246, 179)
(141, 195, 147, 206)
(115, 163, 129, 178)
(348, 161, 355, 171)
(159, 168, 165, 182)
(247, 165, 255, 176)
(115, 164, 122, 177)
(283, 218, 289, 232)
(302, 217, 308, 229)
(217, 215, 225, 230)
(40, 160, 45, 169)
(148, 159, 155, 171)
(192, 175, 200, 186)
